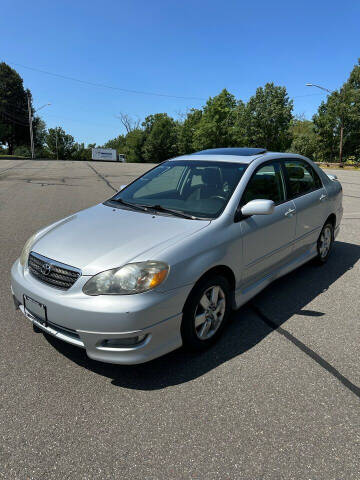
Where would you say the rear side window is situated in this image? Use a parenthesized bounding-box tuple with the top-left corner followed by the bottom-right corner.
(242, 163, 285, 204)
(284, 160, 322, 198)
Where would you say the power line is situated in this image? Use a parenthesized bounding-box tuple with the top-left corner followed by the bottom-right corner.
(7, 61, 327, 104)
(8, 61, 207, 101)
(45, 112, 123, 129)
(0, 109, 29, 126)
(292, 93, 326, 99)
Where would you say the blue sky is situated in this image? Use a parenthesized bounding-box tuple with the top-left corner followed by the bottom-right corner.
(1, 0, 359, 145)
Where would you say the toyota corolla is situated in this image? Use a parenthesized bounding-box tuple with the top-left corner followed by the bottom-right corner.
(11, 148, 343, 364)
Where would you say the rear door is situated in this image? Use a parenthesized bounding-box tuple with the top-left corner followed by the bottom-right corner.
(239, 161, 297, 288)
(282, 159, 328, 256)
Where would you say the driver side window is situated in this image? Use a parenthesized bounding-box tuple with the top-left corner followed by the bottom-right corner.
(242, 163, 285, 205)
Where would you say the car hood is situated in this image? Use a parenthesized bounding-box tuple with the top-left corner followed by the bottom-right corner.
(31, 203, 210, 275)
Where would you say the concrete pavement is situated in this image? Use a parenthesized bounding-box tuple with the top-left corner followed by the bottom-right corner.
(0, 160, 359, 479)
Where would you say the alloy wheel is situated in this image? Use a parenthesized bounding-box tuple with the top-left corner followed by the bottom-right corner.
(194, 285, 226, 340)
(319, 225, 332, 258)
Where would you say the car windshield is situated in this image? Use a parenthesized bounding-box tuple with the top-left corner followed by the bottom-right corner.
(111, 160, 247, 219)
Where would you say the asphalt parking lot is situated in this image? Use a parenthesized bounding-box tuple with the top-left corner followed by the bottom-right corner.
(0, 159, 359, 479)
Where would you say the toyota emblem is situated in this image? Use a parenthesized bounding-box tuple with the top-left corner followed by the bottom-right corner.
(41, 263, 52, 276)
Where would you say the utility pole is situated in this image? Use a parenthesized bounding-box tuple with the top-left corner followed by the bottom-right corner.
(27, 92, 35, 159)
(339, 123, 344, 164)
(55, 128, 59, 160)
(26, 96, 51, 160)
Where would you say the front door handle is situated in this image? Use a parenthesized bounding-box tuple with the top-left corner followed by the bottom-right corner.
(284, 208, 296, 217)
(319, 193, 327, 201)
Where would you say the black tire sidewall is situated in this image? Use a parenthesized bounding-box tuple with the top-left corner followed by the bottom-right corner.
(181, 275, 231, 351)
(316, 222, 334, 264)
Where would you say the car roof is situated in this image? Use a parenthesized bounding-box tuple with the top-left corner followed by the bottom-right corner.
(170, 148, 307, 165)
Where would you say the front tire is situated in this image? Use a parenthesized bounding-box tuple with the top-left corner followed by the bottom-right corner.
(181, 275, 231, 351)
(315, 221, 334, 265)
(33, 323, 42, 333)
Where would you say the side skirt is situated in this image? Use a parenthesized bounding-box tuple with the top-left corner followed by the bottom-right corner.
(233, 247, 317, 310)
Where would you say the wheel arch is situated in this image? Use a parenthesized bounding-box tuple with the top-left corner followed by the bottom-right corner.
(182, 264, 236, 312)
(325, 213, 336, 229)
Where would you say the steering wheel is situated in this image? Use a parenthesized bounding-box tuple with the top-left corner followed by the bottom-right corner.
(210, 195, 227, 201)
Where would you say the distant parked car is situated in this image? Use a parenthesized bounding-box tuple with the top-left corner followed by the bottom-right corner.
(11, 148, 343, 364)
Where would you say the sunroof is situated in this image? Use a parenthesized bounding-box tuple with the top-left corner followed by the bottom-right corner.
(192, 148, 267, 156)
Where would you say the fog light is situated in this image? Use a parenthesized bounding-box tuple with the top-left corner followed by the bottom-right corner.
(101, 335, 147, 348)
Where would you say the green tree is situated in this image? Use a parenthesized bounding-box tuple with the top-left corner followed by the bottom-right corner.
(122, 129, 145, 163)
(142, 113, 178, 162)
(33, 118, 47, 155)
(103, 134, 126, 153)
(193, 89, 237, 150)
(45, 127, 76, 159)
(233, 100, 248, 147)
(71, 142, 95, 160)
(0, 63, 30, 154)
(290, 116, 318, 159)
(313, 60, 360, 162)
(13, 145, 31, 157)
(344, 59, 360, 159)
(243, 82, 293, 151)
(177, 108, 202, 154)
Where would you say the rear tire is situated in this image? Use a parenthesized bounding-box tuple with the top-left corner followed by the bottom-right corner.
(181, 275, 231, 351)
(314, 221, 334, 265)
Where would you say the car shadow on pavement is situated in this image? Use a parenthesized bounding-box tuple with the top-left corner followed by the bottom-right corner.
(45, 240, 360, 390)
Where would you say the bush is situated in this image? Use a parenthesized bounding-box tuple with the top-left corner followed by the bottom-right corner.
(13, 145, 31, 157)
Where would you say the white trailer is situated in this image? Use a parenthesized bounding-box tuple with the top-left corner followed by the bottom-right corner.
(91, 148, 117, 161)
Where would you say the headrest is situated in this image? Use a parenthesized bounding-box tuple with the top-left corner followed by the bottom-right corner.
(201, 168, 221, 185)
(287, 166, 304, 179)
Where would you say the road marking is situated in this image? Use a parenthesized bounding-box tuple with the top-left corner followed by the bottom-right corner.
(86, 162, 117, 193)
(251, 303, 360, 399)
(0, 160, 28, 176)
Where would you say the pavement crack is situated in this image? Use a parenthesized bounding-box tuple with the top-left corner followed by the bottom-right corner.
(251, 303, 360, 399)
(86, 162, 117, 193)
(0, 160, 28, 176)
(25, 180, 81, 187)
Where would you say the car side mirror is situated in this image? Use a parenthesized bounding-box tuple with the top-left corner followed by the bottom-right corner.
(240, 199, 275, 217)
(119, 184, 127, 191)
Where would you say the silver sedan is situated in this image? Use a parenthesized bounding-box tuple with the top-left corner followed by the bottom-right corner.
(11, 148, 343, 364)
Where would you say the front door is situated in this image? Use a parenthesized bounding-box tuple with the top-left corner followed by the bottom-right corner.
(240, 162, 296, 290)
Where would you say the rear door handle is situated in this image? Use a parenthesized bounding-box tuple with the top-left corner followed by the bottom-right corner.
(284, 208, 296, 217)
(319, 193, 327, 201)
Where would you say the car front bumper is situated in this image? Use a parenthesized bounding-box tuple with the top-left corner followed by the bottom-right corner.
(11, 259, 192, 364)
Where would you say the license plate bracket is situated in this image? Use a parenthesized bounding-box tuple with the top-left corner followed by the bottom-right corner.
(23, 294, 48, 327)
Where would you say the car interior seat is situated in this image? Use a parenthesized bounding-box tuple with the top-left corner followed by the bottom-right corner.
(187, 168, 223, 201)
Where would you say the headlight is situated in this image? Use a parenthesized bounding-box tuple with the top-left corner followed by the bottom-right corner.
(83, 261, 169, 296)
(20, 232, 39, 266)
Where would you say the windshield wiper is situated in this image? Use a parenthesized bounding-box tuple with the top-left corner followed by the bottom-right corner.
(110, 198, 150, 212)
(111, 198, 198, 219)
(147, 204, 197, 220)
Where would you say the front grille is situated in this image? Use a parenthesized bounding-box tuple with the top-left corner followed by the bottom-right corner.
(28, 252, 81, 290)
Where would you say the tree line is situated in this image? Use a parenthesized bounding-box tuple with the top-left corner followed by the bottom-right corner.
(1, 61, 359, 163)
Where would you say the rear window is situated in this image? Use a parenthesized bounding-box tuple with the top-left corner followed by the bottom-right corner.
(284, 160, 322, 198)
